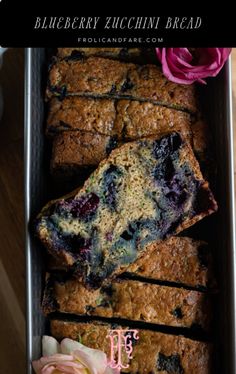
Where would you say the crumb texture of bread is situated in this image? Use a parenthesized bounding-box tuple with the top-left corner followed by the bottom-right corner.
(50, 130, 118, 172)
(46, 97, 192, 141)
(126, 236, 216, 289)
(47, 236, 216, 290)
(43, 275, 211, 330)
(36, 133, 217, 287)
(51, 320, 212, 374)
(57, 48, 149, 63)
(46, 57, 197, 113)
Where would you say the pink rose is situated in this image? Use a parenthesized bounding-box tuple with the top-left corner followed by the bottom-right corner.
(32, 336, 118, 374)
(156, 48, 231, 84)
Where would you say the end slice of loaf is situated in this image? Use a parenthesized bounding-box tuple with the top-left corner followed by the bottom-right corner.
(50, 131, 119, 175)
(46, 57, 197, 113)
(51, 319, 212, 374)
(57, 47, 152, 63)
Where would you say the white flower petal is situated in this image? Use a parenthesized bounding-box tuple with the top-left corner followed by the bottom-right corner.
(73, 347, 108, 374)
(42, 335, 61, 356)
(61, 338, 84, 354)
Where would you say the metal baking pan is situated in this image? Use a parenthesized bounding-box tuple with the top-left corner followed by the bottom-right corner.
(24, 48, 236, 373)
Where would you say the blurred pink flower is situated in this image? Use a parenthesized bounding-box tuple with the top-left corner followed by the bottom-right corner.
(156, 48, 231, 84)
(32, 336, 118, 374)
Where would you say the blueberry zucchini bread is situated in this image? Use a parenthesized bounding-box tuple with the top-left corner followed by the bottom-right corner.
(51, 319, 212, 374)
(36, 133, 217, 287)
(50, 130, 120, 175)
(126, 236, 216, 289)
(43, 275, 211, 331)
(46, 57, 197, 113)
(48, 236, 215, 290)
(46, 97, 192, 141)
(49, 114, 209, 179)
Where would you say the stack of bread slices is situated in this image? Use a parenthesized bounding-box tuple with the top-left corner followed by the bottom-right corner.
(35, 48, 218, 373)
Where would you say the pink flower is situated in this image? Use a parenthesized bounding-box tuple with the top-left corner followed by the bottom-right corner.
(156, 48, 231, 84)
(32, 336, 118, 374)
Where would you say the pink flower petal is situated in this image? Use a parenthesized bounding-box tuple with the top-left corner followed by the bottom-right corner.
(32, 353, 74, 372)
(56, 362, 87, 374)
(41, 364, 58, 374)
(155, 47, 231, 85)
(32, 360, 43, 374)
(56, 360, 85, 369)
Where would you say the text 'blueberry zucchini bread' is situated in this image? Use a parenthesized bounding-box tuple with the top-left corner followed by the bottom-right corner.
(46, 57, 197, 113)
(51, 320, 212, 374)
(36, 132, 217, 288)
(43, 274, 211, 331)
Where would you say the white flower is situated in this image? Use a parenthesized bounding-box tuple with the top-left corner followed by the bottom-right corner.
(32, 335, 118, 374)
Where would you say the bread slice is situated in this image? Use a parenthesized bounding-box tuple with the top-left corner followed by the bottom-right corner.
(36, 133, 217, 287)
(57, 47, 154, 63)
(50, 319, 212, 373)
(46, 97, 192, 141)
(46, 57, 197, 113)
(48, 97, 192, 177)
(49, 114, 209, 179)
(48, 236, 215, 290)
(43, 274, 211, 331)
(126, 236, 216, 289)
(50, 131, 119, 175)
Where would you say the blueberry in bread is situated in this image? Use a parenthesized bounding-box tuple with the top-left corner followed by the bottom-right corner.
(43, 274, 211, 331)
(48, 97, 193, 177)
(48, 102, 212, 179)
(46, 57, 197, 113)
(46, 97, 192, 141)
(57, 47, 155, 63)
(51, 319, 212, 374)
(48, 236, 216, 290)
(49, 110, 210, 179)
(57, 47, 140, 59)
(36, 132, 217, 288)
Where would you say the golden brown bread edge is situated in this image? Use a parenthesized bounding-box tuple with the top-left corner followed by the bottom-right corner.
(51, 319, 213, 374)
(48, 236, 216, 290)
(57, 47, 157, 63)
(46, 56, 198, 113)
(46, 96, 193, 142)
(43, 274, 212, 331)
